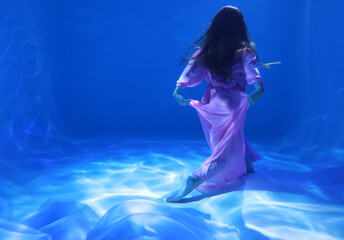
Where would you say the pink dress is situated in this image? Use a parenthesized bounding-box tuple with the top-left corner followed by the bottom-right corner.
(176, 48, 264, 193)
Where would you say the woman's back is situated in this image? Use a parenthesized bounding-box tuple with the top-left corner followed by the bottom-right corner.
(176, 47, 264, 93)
(167, 6, 266, 202)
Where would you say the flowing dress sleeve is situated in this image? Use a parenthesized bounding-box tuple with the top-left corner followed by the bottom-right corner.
(176, 49, 205, 89)
(243, 50, 264, 86)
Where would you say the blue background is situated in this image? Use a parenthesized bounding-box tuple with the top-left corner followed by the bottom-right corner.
(1, 0, 343, 151)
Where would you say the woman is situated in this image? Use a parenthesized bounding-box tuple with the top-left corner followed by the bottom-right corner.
(166, 6, 275, 203)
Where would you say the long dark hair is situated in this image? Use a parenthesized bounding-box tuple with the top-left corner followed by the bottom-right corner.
(181, 6, 272, 79)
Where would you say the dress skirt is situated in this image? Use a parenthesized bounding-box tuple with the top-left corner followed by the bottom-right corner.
(188, 86, 262, 193)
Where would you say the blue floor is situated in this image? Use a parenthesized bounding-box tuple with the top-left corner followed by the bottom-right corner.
(0, 137, 343, 239)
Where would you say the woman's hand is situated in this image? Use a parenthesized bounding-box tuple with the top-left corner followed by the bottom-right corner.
(247, 91, 262, 105)
(173, 86, 190, 107)
(174, 94, 191, 106)
(247, 83, 264, 105)
(247, 94, 255, 105)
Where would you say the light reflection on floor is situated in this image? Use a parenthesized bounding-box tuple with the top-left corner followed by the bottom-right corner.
(1, 138, 343, 240)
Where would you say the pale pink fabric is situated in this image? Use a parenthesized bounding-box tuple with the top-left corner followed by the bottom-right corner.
(176, 48, 264, 193)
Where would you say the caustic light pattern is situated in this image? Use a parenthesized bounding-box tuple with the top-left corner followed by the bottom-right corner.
(0, 139, 343, 240)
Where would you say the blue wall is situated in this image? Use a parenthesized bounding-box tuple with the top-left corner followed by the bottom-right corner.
(0, 0, 343, 155)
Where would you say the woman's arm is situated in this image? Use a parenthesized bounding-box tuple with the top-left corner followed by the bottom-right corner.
(243, 50, 264, 106)
(173, 86, 190, 107)
(173, 49, 204, 107)
(247, 83, 264, 105)
(173, 86, 182, 95)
